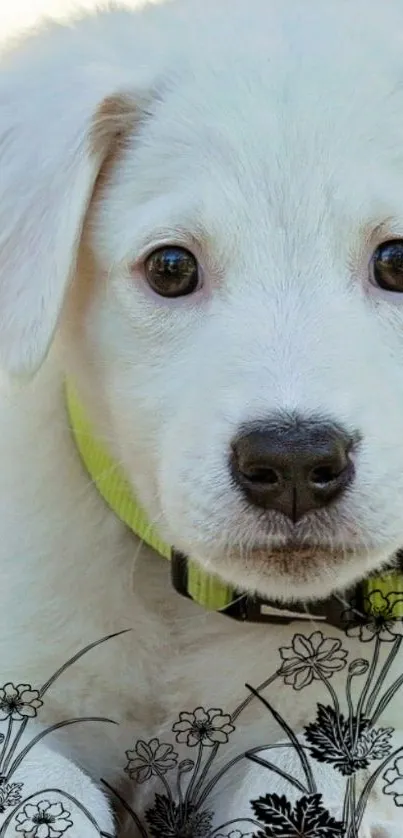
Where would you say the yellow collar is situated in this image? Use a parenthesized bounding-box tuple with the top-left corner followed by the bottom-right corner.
(66, 380, 403, 627)
(65, 380, 235, 612)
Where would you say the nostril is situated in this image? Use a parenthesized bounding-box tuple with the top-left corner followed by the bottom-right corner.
(241, 465, 281, 486)
(309, 463, 344, 487)
(308, 454, 354, 494)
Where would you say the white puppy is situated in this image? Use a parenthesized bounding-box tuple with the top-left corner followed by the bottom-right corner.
(1, 0, 403, 835)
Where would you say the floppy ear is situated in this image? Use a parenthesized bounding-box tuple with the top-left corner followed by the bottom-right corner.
(0, 23, 140, 377)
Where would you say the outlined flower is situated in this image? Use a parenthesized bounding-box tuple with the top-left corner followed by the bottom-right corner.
(383, 755, 403, 805)
(279, 631, 348, 690)
(344, 591, 403, 642)
(15, 800, 72, 838)
(172, 706, 235, 747)
(125, 738, 178, 783)
(0, 683, 43, 720)
(0, 782, 23, 812)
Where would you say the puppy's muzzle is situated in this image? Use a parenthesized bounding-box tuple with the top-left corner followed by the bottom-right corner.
(231, 415, 358, 522)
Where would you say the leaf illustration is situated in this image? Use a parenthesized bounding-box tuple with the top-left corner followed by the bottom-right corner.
(251, 793, 344, 837)
(145, 794, 177, 838)
(252, 794, 293, 827)
(145, 793, 213, 838)
(304, 704, 370, 775)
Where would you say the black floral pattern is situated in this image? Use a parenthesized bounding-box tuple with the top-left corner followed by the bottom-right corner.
(145, 794, 213, 838)
(0, 683, 42, 721)
(15, 800, 72, 838)
(108, 590, 403, 838)
(0, 588, 403, 838)
(125, 738, 178, 783)
(344, 591, 403, 642)
(383, 755, 403, 806)
(304, 704, 393, 775)
(278, 632, 348, 690)
(0, 782, 23, 813)
(251, 793, 344, 837)
(172, 707, 235, 747)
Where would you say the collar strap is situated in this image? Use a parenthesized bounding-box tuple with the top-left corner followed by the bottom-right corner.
(66, 380, 403, 629)
(65, 381, 233, 610)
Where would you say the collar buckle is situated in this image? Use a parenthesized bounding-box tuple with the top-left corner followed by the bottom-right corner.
(171, 550, 354, 630)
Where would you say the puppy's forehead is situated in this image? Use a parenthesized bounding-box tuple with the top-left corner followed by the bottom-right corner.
(107, 0, 403, 276)
(133, 0, 403, 216)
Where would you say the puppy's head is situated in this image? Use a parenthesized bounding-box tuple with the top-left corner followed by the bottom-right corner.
(2, 0, 403, 601)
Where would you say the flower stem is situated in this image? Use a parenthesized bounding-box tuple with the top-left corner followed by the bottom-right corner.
(342, 779, 351, 832)
(2, 631, 129, 778)
(354, 745, 403, 831)
(346, 775, 358, 838)
(196, 742, 308, 807)
(183, 744, 203, 813)
(246, 751, 310, 794)
(370, 670, 403, 725)
(176, 767, 185, 815)
(245, 683, 316, 794)
(154, 766, 175, 803)
(39, 630, 131, 698)
(352, 639, 380, 750)
(365, 636, 402, 719)
(190, 744, 218, 805)
(2, 719, 27, 777)
(5, 717, 117, 780)
(345, 673, 356, 749)
(101, 779, 147, 838)
(314, 666, 349, 757)
(231, 671, 279, 721)
(357, 634, 386, 728)
(0, 719, 13, 774)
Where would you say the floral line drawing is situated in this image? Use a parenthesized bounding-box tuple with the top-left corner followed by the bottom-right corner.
(173, 708, 235, 748)
(15, 800, 72, 838)
(110, 588, 403, 838)
(0, 684, 43, 722)
(126, 739, 179, 784)
(0, 783, 23, 814)
(344, 591, 403, 643)
(1, 590, 403, 836)
(0, 632, 128, 838)
(251, 792, 344, 837)
(278, 632, 348, 691)
(383, 754, 403, 805)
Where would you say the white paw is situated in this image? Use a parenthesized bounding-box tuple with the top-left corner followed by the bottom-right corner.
(360, 812, 402, 838)
(0, 742, 114, 838)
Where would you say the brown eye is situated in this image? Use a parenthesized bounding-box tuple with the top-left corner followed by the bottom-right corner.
(144, 246, 199, 298)
(371, 239, 403, 292)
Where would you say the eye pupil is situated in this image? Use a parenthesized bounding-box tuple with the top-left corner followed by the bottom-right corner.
(144, 246, 199, 298)
(372, 239, 403, 292)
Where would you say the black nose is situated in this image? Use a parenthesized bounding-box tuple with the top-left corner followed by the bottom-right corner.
(231, 416, 357, 522)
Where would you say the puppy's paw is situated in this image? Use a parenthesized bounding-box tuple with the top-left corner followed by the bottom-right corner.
(360, 820, 402, 838)
(0, 742, 114, 838)
(359, 806, 403, 838)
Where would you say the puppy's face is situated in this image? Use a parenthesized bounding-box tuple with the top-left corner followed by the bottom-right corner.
(3, 0, 403, 600)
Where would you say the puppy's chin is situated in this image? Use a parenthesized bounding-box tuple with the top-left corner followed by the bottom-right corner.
(204, 543, 387, 603)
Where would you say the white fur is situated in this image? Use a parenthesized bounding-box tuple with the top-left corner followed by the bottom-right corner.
(1, 0, 403, 834)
